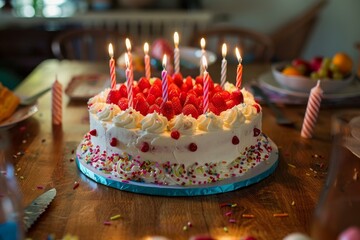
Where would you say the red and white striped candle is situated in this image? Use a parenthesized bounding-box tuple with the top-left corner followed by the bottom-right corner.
(301, 80, 323, 138)
(235, 47, 243, 89)
(125, 53, 133, 108)
(220, 43, 227, 88)
(162, 54, 168, 102)
(144, 42, 151, 79)
(202, 56, 209, 113)
(174, 32, 180, 74)
(108, 43, 116, 89)
(199, 38, 206, 76)
(52, 78, 62, 125)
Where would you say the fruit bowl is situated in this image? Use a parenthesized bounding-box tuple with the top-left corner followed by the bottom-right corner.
(271, 62, 354, 93)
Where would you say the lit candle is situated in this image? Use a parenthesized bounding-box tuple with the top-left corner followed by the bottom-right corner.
(221, 43, 227, 88)
(235, 47, 243, 89)
(301, 80, 323, 138)
(162, 54, 168, 102)
(174, 32, 180, 74)
(108, 43, 117, 89)
(144, 42, 151, 79)
(125, 38, 133, 73)
(125, 53, 133, 108)
(52, 78, 62, 125)
(200, 38, 206, 76)
(202, 56, 209, 113)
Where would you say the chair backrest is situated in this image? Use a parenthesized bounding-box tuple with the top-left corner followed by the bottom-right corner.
(51, 29, 125, 61)
(190, 26, 274, 64)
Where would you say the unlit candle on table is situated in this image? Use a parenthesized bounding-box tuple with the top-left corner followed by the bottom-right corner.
(52, 78, 62, 125)
(301, 80, 323, 138)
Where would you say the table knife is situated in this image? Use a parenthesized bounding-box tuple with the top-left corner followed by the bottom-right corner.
(23, 188, 56, 231)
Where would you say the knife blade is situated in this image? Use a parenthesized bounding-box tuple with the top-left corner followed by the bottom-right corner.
(23, 188, 56, 231)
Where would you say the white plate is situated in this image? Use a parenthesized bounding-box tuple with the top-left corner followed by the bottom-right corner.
(179, 46, 217, 67)
(259, 72, 360, 100)
(0, 103, 38, 128)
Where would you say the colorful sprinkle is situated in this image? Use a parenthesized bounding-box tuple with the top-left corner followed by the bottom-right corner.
(110, 138, 117, 147)
(287, 163, 296, 168)
(223, 226, 228, 232)
(220, 203, 231, 207)
(225, 211, 232, 216)
(232, 136, 240, 145)
(229, 219, 236, 223)
(73, 181, 79, 190)
(231, 203, 237, 208)
(183, 226, 188, 231)
(242, 214, 255, 218)
(37, 186, 44, 190)
(140, 142, 150, 152)
(171, 130, 180, 140)
(110, 214, 121, 220)
(189, 143, 197, 152)
(103, 221, 111, 225)
(187, 222, 192, 227)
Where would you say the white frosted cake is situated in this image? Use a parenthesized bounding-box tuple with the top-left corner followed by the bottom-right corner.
(78, 74, 273, 186)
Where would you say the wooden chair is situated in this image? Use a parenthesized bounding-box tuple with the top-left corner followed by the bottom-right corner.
(190, 25, 275, 63)
(51, 29, 125, 61)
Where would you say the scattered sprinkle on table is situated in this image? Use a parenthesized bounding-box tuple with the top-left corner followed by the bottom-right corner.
(242, 214, 255, 218)
(291, 201, 295, 206)
(103, 221, 111, 226)
(73, 181, 79, 190)
(273, 213, 289, 217)
(183, 226, 188, 231)
(287, 163, 296, 168)
(110, 214, 121, 220)
(229, 219, 236, 223)
(225, 211, 232, 216)
(223, 226, 228, 232)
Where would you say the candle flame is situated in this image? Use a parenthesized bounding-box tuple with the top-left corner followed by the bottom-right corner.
(222, 43, 227, 58)
(200, 38, 206, 49)
(144, 42, 149, 54)
(202, 56, 208, 70)
(125, 38, 132, 51)
(235, 47, 242, 63)
(174, 32, 179, 47)
(108, 43, 114, 58)
(125, 53, 129, 69)
(162, 54, 167, 69)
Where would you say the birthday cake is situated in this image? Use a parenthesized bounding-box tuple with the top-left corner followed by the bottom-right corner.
(78, 73, 274, 186)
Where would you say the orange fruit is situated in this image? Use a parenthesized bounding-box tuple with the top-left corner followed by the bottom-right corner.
(282, 66, 302, 76)
(332, 52, 353, 74)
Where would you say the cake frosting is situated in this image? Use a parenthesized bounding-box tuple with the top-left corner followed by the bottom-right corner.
(78, 75, 273, 186)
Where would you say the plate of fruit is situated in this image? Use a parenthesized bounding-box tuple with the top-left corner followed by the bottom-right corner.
(271, 53, 355, 93)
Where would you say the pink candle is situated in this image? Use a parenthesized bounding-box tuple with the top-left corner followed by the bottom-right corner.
(144, 42, 151, 79)
(52, 78, 62, 125)
(221, 43, 227, 88)
(125, 53, 133, 108)
(202, 56, 209, 113)
(174, 32, 180, 74)
(108, 43, 116, 89)
(301, 80, 323, 138)
(162, 54, 168, 102)
(199, 38, 206, 76)
(125, 38, 133, 75)
(235, 47, 243, 88)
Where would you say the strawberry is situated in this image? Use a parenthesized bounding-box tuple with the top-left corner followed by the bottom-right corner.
(155, 97, 163, 107)
(138, 77, 151, 90)
(133, 85, 140, 96)
(161, 101, 174, 120)
(171, 130, 180, 140)
(209, 102, 222, 115)
(172, 73, 184, 87)
(230, 89, 244, 104)
(148, 104, 161, 114)
(212, 84, 223, 94)
(152, 78, 162, 89)
(219, 90, 230, 101)
(135, 92, 146, 100)
(253, 104, 261, 113)
(167, 74, 173, 85)
(181, 83, 190, 92)
(148, 85, 162, 98)
(187, 89, 197, 97)
(182, 104, 199, 119)
(195, 76, 203, 85)
(119, 84, 128, 98)
(179, 92, 187, 106)
(146, 94, 156, 106)
(171, 97, 183, 114)
(211, 92, 227, 110)
(106, 89, 121, 104)
(208, 75, 215, 90)
(135, 95, 149, 115)
(118, 97, 129, 110)
(169, 88, 180, 100)
(140, 142, 150, 152)
(193, 83, 203, 96)
(184, 94, 199, 108)
(226, 99, 236, 109)
(142, 87, 149, 97)
(197, 96, 204, 114)
(185, 76, 193, 88)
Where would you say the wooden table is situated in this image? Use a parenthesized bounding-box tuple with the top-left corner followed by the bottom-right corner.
(2, 59, 345, 239)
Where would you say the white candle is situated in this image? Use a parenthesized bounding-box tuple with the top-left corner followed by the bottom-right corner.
(174, 32, 180, 74)
(200, 38, 206, 76)
(144, 42, 151, 79)
(221, 43, 227, 88)
(108, 43, 117, 89)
